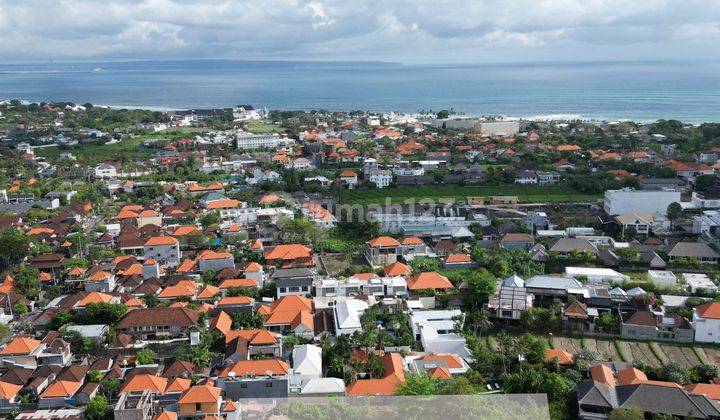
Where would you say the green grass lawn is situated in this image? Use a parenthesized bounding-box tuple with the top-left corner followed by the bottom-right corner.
(35, 127, 210, 162)
(246, 121, 285, 134)
(342, 185, 600, 205)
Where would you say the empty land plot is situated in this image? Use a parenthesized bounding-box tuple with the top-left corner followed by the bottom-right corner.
(555, 337, 582, 354)
(583, 338, 620, 362)
(592, 339, 625, 362)
(659, 345, 698, 368)
(694, 347, 710, 365)
(342, 186, 600, 205)
(628, 342, 661, 366)
(650, 343, 669, 365)
(617, 341, 635, 363)
(699, 347, 720, 365)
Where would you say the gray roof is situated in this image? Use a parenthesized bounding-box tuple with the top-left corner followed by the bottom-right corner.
(549, 238, 599, 254)
(668, 242, 720, 259)
(270, 268, 315, 279)
(502, 274, 524, 288)
(616, 383, 714, 418)
(577, 380, 617, 409)
(525, 275, 582, 290)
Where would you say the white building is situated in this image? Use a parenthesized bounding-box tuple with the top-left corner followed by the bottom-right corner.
(564, 267, 630, 284)
(683, 273, 718, 294)
(143, 236, 181, 268)
(94, 163, 117, 179)
(647, 270, 678, 287)
(235, 132, 294, 149)
(333, 299, 368, 336)
(367, 169, 392, 189)
(603, 188, 682, 216)
(289, 344, 322, 388)
(693, 302, 720, 343)
(409, 309, 470, 358)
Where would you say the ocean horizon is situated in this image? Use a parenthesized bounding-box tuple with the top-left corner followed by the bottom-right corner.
(1, 59, 719, 124)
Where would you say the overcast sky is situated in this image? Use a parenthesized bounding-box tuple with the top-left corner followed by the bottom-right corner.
(1, 0, 719, 64)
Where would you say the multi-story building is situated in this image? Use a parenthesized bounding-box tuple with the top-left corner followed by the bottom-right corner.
(143, 236, 181, 268)
(366, 169, 393, 188)
(603, 188, 681, 216)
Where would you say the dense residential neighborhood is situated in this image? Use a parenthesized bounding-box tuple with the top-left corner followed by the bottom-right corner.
(3, 100, 720, 418)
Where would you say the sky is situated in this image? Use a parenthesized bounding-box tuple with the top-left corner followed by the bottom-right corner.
(1, 0, 720, 64)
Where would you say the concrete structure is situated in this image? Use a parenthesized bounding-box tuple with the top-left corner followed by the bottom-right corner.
(603, 188, 681, 216)
(564, 267, 629, 284)
(647, 270, 678, 287)
(235, 132, 293, 149)
(683, 273, 718, 294)
(333, 299, 368, 336)
(409, 309, 470, 358)
(693, 302, 720, 343)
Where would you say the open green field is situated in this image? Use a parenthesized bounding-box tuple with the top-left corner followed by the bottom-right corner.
(246, 121, 286, 134)
(342, 185, 601, 205)
(35, 127, 210, 162)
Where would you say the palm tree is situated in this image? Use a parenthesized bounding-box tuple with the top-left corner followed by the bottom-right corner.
(474, 309, 494, 335)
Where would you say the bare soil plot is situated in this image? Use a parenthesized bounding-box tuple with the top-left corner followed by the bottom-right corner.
(627, 342, 660, 366)
(694, 347, 710, 365)
(650, 343, 669, 365)
(618, 341, 635, 363)
(555, 337, 581, 354)
(582, 338, 599, 354)
(699, 347, 720, 365)
(659, 345, 698, 368)
(593, 339, 624, 362)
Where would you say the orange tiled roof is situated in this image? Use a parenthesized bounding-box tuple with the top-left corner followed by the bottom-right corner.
(206, 200, 241, 210)
(217, 296, 254, 306)
(219, 359, 289, 377)
(427, 366, 452, 380)
(418, 354, 464, 369)
(400, 237, 423, 246)
(196, 250, 232, 260)
(78, 292, 114, 306)
(407, 272, 453, 290)
(685, 383, 720, 400)
(0, 381, 22, 400)
(165, 377, 192, 394)
(1, 337, 41, 355)
(367, 236, 400, 247)
(546, 349, 574, 365)
(264, 244, 312, 260)
(210, 311, 232, 336)
(178, 384, 221, 404)
(590, 364, 616, 387)
(244, 262, 262, 272)
(176, 259, 197, 273)
(120, 374, 168, 394)
(445, 254, 471, 264)
(197, 285, 219, 299)
(696, 302, 720, 319)
(347, 353, 405, 396)
(617, 368, 647, 385)
(40, 380, 82, 398)
(218, 278, 258, 289)
(173, 226, 201, 236)
(383, 262, 412, 277)
(145, 236, 179, 246)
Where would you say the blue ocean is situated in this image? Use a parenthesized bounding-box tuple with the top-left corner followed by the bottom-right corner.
(0, 59, 719, 123)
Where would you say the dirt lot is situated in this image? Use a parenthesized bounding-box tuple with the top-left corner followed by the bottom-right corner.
(583, 338, 624, 362)
(659, 344, 700, 368)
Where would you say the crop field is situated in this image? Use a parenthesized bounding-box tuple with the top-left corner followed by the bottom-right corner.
(342, 185, 600, 205)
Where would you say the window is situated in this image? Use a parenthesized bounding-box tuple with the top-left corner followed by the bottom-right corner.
(265, 382, 273, 387)
(196, 403, 201, 412)
(240, 383, 247, 388)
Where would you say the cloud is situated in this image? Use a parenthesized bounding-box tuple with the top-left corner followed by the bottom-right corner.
(0, 0, 718, 63)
